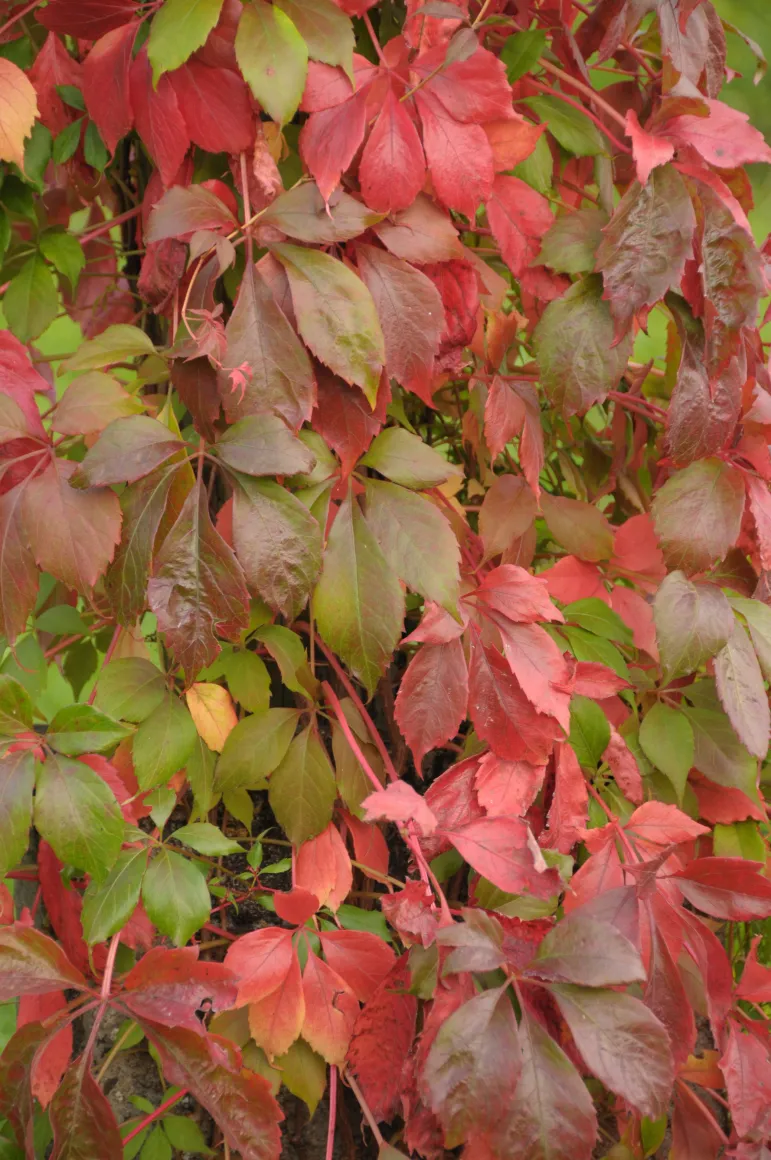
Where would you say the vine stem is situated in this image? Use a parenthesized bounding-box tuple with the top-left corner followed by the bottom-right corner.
(0, 0, 39, 39)
(322, 680, 452, 925)
(83, 931, 122, 1064)
(326, 1065, 338, 1160)
(346, 1072, 385, 1148)
(363, 10, 387, 65)
(79, 206, 142, 246)
(122, 1089, 189, 1144)
(87, 625, 122, 705)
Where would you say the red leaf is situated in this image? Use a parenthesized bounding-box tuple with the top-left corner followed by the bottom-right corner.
(417, 44, 512, 123)
(170, 62, 254, 156)
(130, 48, 190, 188)
(147, 184, 237, 244)
(624, 109, 675, 185)
(672, 1080, 727, 1160)
(380, 880, 438, 947)
(484, 115, 544, 171)
(357, 243, 443, 400)
(38, 0, 138, 39)
(295, 823, 353, 911)
(474, 564, 563, 625)
(444, 816, 561, 898)
(541, 743, 588, 854)
(672, 858, 771, 921)
(488, 616, 572, 730)
(394, 638, 468, 770)
(421, 258, 480, 374)
(603, 728, 643, 804)
(403, 599, 466, 645)
(643, 915, 696, 1068)
(225, 927, 296, 1006)
(626, 801, 709, 847)
(273, 888, 320, 926)
(313, 367, 381, 478)
(347, 956, 417, 1121)
(736, 936, 771, 1003)
(319, 929, 396, 1003)
(49, 1055, 123, 1159)
(0, 332, 53, 436)
(362, 780, 438, 836)
(0, 922, 87, 1002)
(82, 24, 136, 156)
(249, 949, 305, 1058)
(421, 755, 486, 861)
(482, 377, 544, 491)
(29, 32, 82, 137)
(745, 472, 771, 572)
(525, 908, 645, 987)
(341, 809, 390, 879)
(720, 1019, 771, 1139)
(468, 633, 563, 764)
(563, 834, 624, 913)
(300, 56, 375, 113)
(360, 87, 426, 214)
(38, 841, 100, 976)
(542, 556, 608, 604)
(474, 752, 545, 818)
(122, 947, 238, 1033)
(299, 88, 369, 202)
(609, 587, 659, 658)
(573, 662, 630, 699)
(663, 98, 771, 169)
(420, 986, 520, 1149)
(415, 88, 493, 220)
(691, 773, 766, 824)
(140, 1021, 284, 1160)
(487, 175, 552, 278)
(17, 990, 72, 1108)
(301, 950, 359, 1065)
(610, 512, 666, 580)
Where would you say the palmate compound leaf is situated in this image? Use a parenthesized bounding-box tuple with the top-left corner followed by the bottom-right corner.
(148, 480, 250, 678)
(314, 489, 404, 695)
(420, 986, 521, 1149)
(549, 984, 674, 1119)
(473, 1000, 598, 1160)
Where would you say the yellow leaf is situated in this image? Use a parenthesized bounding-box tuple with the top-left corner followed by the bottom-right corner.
(0, 59, 38, 170)
(186, 683, 237, 753)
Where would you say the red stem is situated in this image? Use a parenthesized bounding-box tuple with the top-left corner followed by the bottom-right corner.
(87, 625, 122, 705)
(0, 0, 39, 39)
(79, 206, 142, 246)
(122, 1089, 189, 1144)
(326, 1065, 338, 1160)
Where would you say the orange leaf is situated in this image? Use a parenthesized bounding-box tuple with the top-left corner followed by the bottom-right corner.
(0, 59, 38, 170)
(185, 682, 237, 752)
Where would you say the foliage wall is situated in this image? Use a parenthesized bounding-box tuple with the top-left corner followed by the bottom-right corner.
(0, 0, 770, 1157)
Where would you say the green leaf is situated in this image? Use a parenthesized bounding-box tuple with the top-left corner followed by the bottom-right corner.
(217, 649, 271, 713)
(94, 658, 167, 724)
(39, 229, 85, 289)
(0, 674, 33, 735)
(359, 428, 457, 489)
(336, 903, 390, 940)
(730, 597, 771, 681)
(563, 598, 632, 643)
(187, 733, 217, 819)
(74, 414, 185, 488)
(538, 206, 607, 275)
(254, 624, 315, 697)
(46, 704, 132, 756)
(52, 117, 82, 164)
(639, 702, 694, 802)
(501, 28, 547, 82)
(561, 626, 630, 680)
(275, 0, 354, 77)
(35, 604, 87, 635)
(132, 695, 198, 791)
(141, 849, 211, 945)
(268, 724, 337, 845)
(81, 848, 149, 945)
(513, 130, 553, 194)
(527, 94, 606, 156)
(0, 750, 35, 877)
(4, 255, 58, 343)
(236, 0, 308, 126)
(83, 120, 109, 171)
(171, 822, 243, 856)
(363, 479, 460, 614)
(713, 820, 766, 861)
(262, 184, 383, 245)
(534, 276, 632, 417)
(652, 459, 746, 574)
(162, 1116, 213, 1155)
(231, 475, 322, 621)
(653, 571, 734, 681)
(214, 708, 299, 796)
(24, 122, 52, 189)
(142, 1126, 172, 1160)
(55, 84, 85, 111)
(683, 696, 757, 795)
(273, 243, 385, 406)
(148, 0, 226, 82)
(274, 1038, 327, 1117)
(314, 491, 404, 695)
(64, 324, 156, 373)
(569, 695, 610, 769)
(214, 414, 315, 478)
(34, 754, 125, 881)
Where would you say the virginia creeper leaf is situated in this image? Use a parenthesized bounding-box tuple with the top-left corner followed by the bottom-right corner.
(34, 754, 124, 883)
